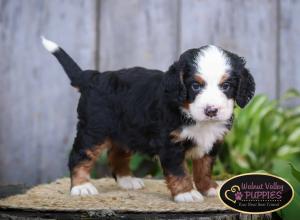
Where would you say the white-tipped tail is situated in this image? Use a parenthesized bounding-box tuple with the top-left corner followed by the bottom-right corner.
(41, 36, 59, 53)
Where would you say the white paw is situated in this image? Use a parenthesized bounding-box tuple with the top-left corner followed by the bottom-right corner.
(70, 182, 98, 196)
(203, 187, 218, 197)
(117, 176, 145, 190)
(174, 189, 204, 202)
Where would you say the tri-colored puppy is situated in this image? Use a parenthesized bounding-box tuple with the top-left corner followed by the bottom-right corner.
(42, 37, 255, 202)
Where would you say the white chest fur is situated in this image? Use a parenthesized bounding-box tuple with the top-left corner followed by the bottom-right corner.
(180, 121, 228, 159)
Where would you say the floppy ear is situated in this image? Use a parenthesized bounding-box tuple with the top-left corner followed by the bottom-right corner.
(163, 61, 187, 104)
(236, 67, 255, 108)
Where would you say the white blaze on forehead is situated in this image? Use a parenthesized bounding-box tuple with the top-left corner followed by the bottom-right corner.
(186, 45, 234, 124)
(195, 45, 230, 83)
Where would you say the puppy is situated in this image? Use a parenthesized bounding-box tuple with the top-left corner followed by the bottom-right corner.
(42, 37, 255, 202)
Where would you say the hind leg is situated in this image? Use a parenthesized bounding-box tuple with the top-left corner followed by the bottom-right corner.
(108, 145, 144, 190)
(68, 134, 111, 196)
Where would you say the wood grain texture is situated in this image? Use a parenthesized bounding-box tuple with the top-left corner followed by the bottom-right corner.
(98, 0, 179, 71)
(179, 0, 278, 98)
(279, 0, 300, 97)
(0, 0, 96, 185)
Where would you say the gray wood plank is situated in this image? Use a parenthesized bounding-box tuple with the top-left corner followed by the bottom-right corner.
(0, 0, 96, 185)
(179, 0, 278, 98)
(279, 0, 300, 98)
(98, 0, 179, 72)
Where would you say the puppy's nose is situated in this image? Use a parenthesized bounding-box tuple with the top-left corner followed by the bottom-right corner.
(204, 106, 218, 117)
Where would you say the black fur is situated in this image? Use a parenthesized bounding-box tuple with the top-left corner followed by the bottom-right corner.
(53, 48, 96, 88)
(236, 67, 255, 108)
(68, 66, 192, 176)
(223, 50, 256, 108)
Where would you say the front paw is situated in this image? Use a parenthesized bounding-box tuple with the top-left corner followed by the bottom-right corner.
(196, 180, 219, 197)
(70, 182, 98, 196)
(117, 176, 145, 190)
(202, 186, 219, 197)
(174, 189, 204, 202)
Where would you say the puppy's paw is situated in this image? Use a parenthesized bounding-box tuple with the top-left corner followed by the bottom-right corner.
(174, 189, 204, 202)
(70, 182, 98, 196)
(117, 176, 145, 190)
(203, 186, 219, 197)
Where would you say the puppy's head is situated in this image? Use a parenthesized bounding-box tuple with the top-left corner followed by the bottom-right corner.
(164, 45, 255, 122)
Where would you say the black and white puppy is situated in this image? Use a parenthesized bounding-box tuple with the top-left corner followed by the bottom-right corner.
(42, 37, 255, 202)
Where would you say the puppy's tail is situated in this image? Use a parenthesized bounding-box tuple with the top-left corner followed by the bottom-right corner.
(41, 36, 90, 88)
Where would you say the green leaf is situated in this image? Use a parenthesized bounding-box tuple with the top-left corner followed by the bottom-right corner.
(281, 88, 300, 101)
(130, 154, 145, 171)
(287, 128, 300, 143)
(99, 149, 108, 164)
(277, 146, 300, 157)
(285, 106, 300, 120)
(253, 170, 268, 174)
(289, 163, 300, 183)
(247, 95, 269, 117)
(280, 192, 300, 220)
(271, 160, 300, 220)
(281, 117, 300, 134)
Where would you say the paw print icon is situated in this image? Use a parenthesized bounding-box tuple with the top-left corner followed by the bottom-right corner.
(235, 192, 243, 201)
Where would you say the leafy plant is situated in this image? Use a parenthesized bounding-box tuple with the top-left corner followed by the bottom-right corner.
(217, 89, 300, 175)
(272, 161, 300, 220)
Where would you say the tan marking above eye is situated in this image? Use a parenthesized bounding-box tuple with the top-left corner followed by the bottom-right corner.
(194, 75, 205, 85)
(219, 74, 229, 84)
(183, 101, 190, 109)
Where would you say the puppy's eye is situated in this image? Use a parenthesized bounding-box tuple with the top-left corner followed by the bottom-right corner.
(221, 82, 231, 91)
(191, 83, 202, 92)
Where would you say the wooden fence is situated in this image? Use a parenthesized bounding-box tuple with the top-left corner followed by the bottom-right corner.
(0, 0, 299, 185)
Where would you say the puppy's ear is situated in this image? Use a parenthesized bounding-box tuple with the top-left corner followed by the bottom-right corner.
(236, 67, 255, 108)
(163, 61, 187, 104)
